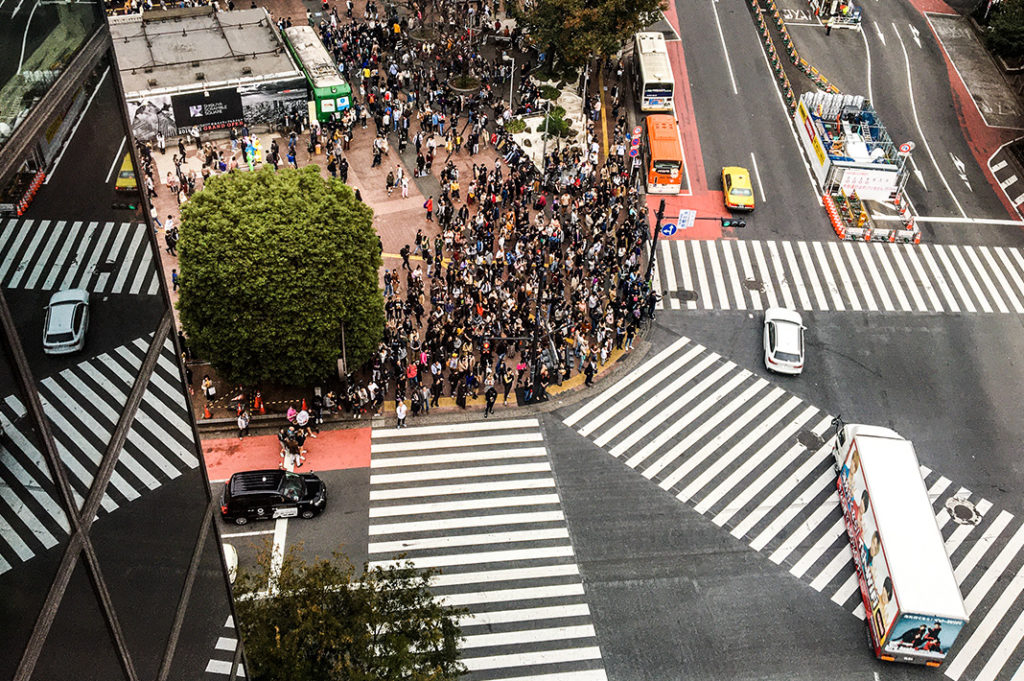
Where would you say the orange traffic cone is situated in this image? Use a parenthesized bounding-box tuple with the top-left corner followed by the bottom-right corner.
(203, 403, 213, 419)
(255, 391, 265, 414)
(301, 398, 308, 411)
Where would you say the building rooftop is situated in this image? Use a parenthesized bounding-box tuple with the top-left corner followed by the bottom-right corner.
(110, 6, 301, 96)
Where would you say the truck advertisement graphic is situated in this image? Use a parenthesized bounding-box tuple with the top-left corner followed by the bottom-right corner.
(884, 614, 966, 659)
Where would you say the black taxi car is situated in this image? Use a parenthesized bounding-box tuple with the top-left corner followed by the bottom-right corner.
(220, 469, 327, 525)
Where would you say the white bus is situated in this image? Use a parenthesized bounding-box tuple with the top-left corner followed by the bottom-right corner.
(633, 32, 675, 112)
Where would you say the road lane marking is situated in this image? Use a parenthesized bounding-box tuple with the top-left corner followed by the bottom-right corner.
(711, 0, 739, 94)
(105, 136, 127, 184)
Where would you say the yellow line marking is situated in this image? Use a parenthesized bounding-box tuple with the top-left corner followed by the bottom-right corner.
(598, 68, 609, 157)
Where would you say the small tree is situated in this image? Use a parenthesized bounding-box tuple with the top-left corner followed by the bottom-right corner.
(986, 0, 1024, 60)
(234, 545, 466, 681)
(509, 0, 667, 71)
(177, 165, 383, 386)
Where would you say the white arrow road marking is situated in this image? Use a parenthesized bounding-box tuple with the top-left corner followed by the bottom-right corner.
(909, 23, 922, 48)
(873, 20, 886, 45)
(909, 155, 927, 190)
(951, 152, 973, 190)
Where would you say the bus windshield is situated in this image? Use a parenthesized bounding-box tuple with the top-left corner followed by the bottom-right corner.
(653, 159, 680, 174)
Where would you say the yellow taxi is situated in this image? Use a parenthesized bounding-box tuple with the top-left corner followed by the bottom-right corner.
(114, 153, 137, 192)
(722, 166, 755, 211)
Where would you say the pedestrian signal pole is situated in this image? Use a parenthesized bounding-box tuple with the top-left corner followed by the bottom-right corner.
(644, 198, 666, 284)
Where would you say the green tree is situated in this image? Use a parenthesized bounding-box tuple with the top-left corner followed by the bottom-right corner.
(177, 165, 383, 385)
(234, 546, 466, 681)
(509, 0, 667, 70)
(986, 0, 1024, 60)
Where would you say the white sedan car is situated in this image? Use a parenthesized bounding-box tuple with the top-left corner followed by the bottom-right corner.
(43, 289, 90, 355)
(763, 307, 805, 375)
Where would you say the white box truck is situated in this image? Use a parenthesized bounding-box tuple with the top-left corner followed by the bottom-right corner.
(831, 419, 968, 667)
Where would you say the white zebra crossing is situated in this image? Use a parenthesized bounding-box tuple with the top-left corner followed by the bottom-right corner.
(368, 419, 607, 681)
(0, 218, 159, 295)
(204, 615, 246, 678)
(0, 334, 199, 574)
(564, 337, 1024, 680)
(656, 239, 1024, 314)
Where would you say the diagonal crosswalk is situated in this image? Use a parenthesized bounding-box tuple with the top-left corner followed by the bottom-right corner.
(0, 218, 160, 295)
(367, 419, 608, 681)
(564, 336, 1024, 681)
(0, 334, 199, 574)
(204, 615, 246, 679)
(654, 238, 1024, 314)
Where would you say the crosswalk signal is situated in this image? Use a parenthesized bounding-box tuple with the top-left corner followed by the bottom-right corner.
(721, 217, 746, 228)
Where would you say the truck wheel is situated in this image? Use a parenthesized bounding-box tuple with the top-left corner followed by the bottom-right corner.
(234, 516, 248, 526)
(301, 509, 315, 519)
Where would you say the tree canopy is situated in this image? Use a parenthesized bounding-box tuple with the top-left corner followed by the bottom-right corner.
(233, 546, 466, 681)
(177, 165, 383, 386)
(985, 0, 1024, 60)
(509, 0, 667, 69)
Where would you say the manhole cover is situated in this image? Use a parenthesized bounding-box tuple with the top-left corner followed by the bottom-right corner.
(797, 430, 824, 450)
(680, 290, 698, 302)
(743, 278, 765, 292)
(945, 497, 980, 526)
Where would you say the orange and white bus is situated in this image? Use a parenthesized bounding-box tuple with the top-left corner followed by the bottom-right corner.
(643, 114, 684, 194)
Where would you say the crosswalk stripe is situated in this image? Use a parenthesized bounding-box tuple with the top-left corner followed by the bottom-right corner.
(369, 494, 562, 518)
(430, 563, 579, 587)
(58, 221, 99, 291)
(979, 246, 1023, 313)
(624, 370, 751, 467)
(781, 241, 812, 310)
(42, 220, 83, 290)
(578, 344, 703, 439)
(860, 242, 897, 311)
(749, 241, 777, 308)
(736, 240, 763, 310)
(994, 247, 1024, 313)
(748, 465, 834, 551)
(129, 238, 154, 295)
(721, 240, 746, 310)
(0, 413, 69, 531)
(946, 561, 1024, 680)
(765, 240, 795, 309)
(955, 510, 1014, 583)
(809, 543, 855, 592)
(887, 245, 929, 312)
(939, 245, 981, 312)
(873, 245, 912, 311)
(945, 499, 992, 558)
(94, 224, 129, 294)
(371, 432, 544, 453)
(460, 603, 593, 627)
(369, 478, 556, 500)
(371, 462, 552, 485)
(831, 572, 860, 606)
(462, 624, 596, 648)
(440, 582, 584, 608)
(766, 484, 837, 563)
(973, 605, 1024, 681)
(661, 241, 679, 310)
(594, 353, 721, 449)
(811, 241, 845, 310)
(963, 520, 1024, 613)
(564, 337, 690, 427)
(372, 418, 539, 438)
(963, 244, 1007, 313)
(8, 219, 50, 288)
(789, 517, 845, 578)
(369, 545, 574, 569)
(707, 240, 730, 309)
(371, 447, 548, 468)
(827, 240, 862, 311)
(919, 245, 961, 312)
(847, 242, 879, 310)
(369, 527, 569, 554)
(111, 226, 145, 294)
(76, 221, 116, 290)
(466, 671, 607, 681)
(25, 221, 68, 290)
(462, 646, 603, 672)
(0, 219, 34, 282)
(675, 241, 696, 310)
(798, 241, 827, 310)
(644, 380, 765, 481)
(692, 240, 713, 309)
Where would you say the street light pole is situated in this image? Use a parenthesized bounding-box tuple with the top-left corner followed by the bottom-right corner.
(644, 198, 666, 284)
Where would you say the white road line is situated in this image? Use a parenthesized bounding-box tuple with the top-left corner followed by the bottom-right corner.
(373, 418, 540, 439)
(885, 244, 927, 311)
(0, 218, 33, 282)
(767, 490, 838, 564)
(691, 240, 712, 309)
(845, 242, 878, 310)
(721, 240, 746, 310)
(811, 240, 845, 310)
(370, 494, 561, 518)
(369, 462, 551, 485)
(973, 606, 1024, 681)
(42, 220, 83, 290)
(765, 240, 795, 309)
(714, 416, 831, 528)
(370, 447, 547, 468)
(666, 387, 787, 495)
(946, 561, 1024, 680)
(798, 241, 828, 310)
(660, 240, 679, 309)
(963, 244, 1008, 313)
(110, 225, 145, 294)
(832, 572, 860, 606)
(76, 221, 115, 290)
(368, 510, 565, 535)
(748, 466, 834, 551)
(7, 219, 50, 288)
(105, 136, 127, 184)
(892, 23, 967, 218)
(995, 247, 1024, 309)
(694, 404, 816, 514)
(128, 240, 153, 295)
(268, 517, 288, 595)
(1000, 174, 1018, 189)
(979, 246, 1023, 312)
(597, 354, 722, 450)
(462, 646, 602, 672)
(751, 241, 779, 308)
(579, 344, 704, 439)
(790, 517, 846, 578)
(919, 245, 961, 312)
(370, 528, 566, 555)
(872, 245, 911, 311)
(462, 624, 596, 649)
(442, 583, 584, 608)
(459, 603, 592, 627)
(750, 152, 767, 203)
(827, 240, 862, 310)
(625, 370, 751, 468)
(945, 499, 991, 558)
(944, 244, 989, 313)
(58, 221, 99, 291)
(369, 478, 556, 501)
(368, 545, 575, 569)
(0, 415, 69, 530)
(371, 432, 543, 453)
(856, 242, 894, 311)
(430, 564, 579, 588)
(706, 240, 730, 309)
(953, 510, 1009, 582)
(736, 240, 763, 310)
(810, 543, 855, 592)
(962, 519, 1024, 612)
(676, 240, 697, 310)
(901, 244, 942, 312)
(23, 220, 68, 290)
(45, 67, 112, 184)
(781, 240, 812, 310)
(563, 337, 690, 427)
(712, 0, 739, 94)
(992, 159, 1008, 172)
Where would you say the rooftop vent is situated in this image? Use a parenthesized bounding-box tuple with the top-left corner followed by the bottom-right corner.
(148, 78, 158, 87)
(195, 71, 205, 80)
(241, 66, 252, 75)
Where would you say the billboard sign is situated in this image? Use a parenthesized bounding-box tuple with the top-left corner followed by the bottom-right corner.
(883, 613, 966, 660)
(171, 88, 244, 134)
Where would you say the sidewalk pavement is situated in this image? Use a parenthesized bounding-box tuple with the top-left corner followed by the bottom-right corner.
(203, 425, 371, 482)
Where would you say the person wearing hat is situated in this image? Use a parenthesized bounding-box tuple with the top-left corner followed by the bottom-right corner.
(296, 409, 316, 438)
(395, 399, 408, 428)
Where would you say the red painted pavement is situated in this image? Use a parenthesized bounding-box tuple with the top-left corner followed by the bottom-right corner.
(645, 9, 725, 239)
(202, 427, 372, 482)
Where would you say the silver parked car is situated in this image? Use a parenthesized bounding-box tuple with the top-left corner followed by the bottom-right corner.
(763, 307, 805, 375)
(43, 289, 90, 355)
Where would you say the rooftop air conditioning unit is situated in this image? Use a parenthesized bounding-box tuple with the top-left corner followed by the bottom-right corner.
(148, 78, 158, 87)
(195, 71, 205, 80)
(241, 66, 252, 75)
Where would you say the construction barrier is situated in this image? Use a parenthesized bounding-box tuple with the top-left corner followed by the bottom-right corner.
(825, 191, 922, 244)
(14, 170, 46, 216)
(757, 0, 842, 96)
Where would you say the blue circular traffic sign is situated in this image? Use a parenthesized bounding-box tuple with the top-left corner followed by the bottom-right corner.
(629, 148, 639, 158)
(661, 223, 678, 236)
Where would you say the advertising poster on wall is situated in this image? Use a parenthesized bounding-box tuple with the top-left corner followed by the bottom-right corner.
(239, 78, 309, 128)
(171, 88, 244, 134)
(883, 614, 966, 659)
(126, 95, 176, 142)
